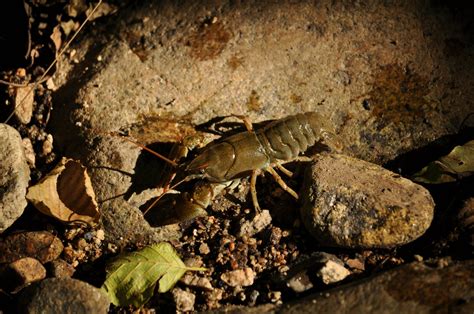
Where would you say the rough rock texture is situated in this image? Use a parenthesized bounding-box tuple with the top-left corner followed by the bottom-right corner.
(279, 260, 474, 314)
(211, 260, 474, 313)
(316, 260, 351, 285)
(48, 259, 76, 278)
(172, 287, 196, 312)
(238, 209, 272, 237)
(221, 268, 255, 287)
(0, 231, 64, 264)
(300, 153, 435, 248)
(17, 278, 110, 314)
(48, 1, 474, 246)
(0, 258, 46, 293)
(0, 123, 30, 233)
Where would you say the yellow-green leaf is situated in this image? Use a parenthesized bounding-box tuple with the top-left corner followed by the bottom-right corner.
(413, 140, 474, 184)
(101, 242, 205, 307)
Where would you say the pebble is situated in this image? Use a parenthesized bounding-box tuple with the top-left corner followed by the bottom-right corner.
(41, 133, 54, 156)
(199, 242, 211, 255)
(345, 257, 365, 271)
(172, 288, 195, 312)
(22, 137, 36, 167)
(237, 210, 272, 237)
(48, 259, 76, 278)
(286, 271, 314, 293)
(180, 273, 213, 290)
(300, 153, 435, 249)
(221, 267, 255, 287)
(0, 231, 63, 264)
(0, 124, 30, 233)
(13, 85, 34, 124)
(0, 257, 46, 292)
(17, 277, 110, 313)
(316, 260, 351, 285)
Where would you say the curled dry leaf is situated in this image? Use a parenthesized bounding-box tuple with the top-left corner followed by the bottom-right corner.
(413, 140, 474, 184)
(26, 157, 99, 224)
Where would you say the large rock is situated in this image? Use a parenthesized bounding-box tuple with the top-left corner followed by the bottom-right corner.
(17, 277, 110, 314)
(0, 124, 30, 233)
(209, 260, 474, 313)
(49, 1, 473, 245)
(300, 153, 434, 248)
(280, 260, 474, 313)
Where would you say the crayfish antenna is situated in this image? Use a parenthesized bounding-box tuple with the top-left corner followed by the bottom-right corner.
(110, 132, 179, 167)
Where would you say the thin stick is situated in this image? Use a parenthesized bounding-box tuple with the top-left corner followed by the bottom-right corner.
(4, 0, 103, 123)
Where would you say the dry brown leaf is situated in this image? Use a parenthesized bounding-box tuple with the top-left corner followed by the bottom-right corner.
(26, 157, 99, 224)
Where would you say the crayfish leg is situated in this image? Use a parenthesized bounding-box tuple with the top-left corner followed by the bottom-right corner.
(266, 166, 299, 200)
(276, 163, 294, 177)
(250, 170, 261, 212)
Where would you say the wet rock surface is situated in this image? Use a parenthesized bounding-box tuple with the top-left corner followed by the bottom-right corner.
(301, 153, 435, 248)
(17, 277, 110, 314)
(0, 124, 30, 233)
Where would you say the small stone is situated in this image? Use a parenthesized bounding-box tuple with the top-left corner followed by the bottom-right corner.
(413, 254, 424, 262)
(221, 267, 255, 287)
(316, 260, 351, 284)
(205, 288, 223, 309)
(41, 134, 54, 156)
(12, 85, 34, 124)
(199, 242, 210, 255)
(172, 288, 195, 312)
(22, 138, 36, 167)
(345, 258, 365, 271)
(16, 68, 26, 77)
(238, 210, 272, 237)
(96, 229, 105, 241)
(0, 231, 63, 264)
(301, 153, 435, 248)
(0, 124, 30, 233)
(48, 259, 75, 278)
(268, 291, 282, 304)
(0, 257, 46, 292)
(75, 238, 88, 250)
(46, 77, 57, 90)
(287, 271, 314, 293)
(180, 273, 213, 290)
(17, 278, 109, 313)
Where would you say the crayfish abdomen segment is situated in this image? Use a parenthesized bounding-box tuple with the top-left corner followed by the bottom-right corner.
(257, 112, 335, 163)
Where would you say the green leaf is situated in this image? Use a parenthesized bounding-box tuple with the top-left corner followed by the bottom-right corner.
(101, 242, 205, 307)
(413, 140, 474, 184)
